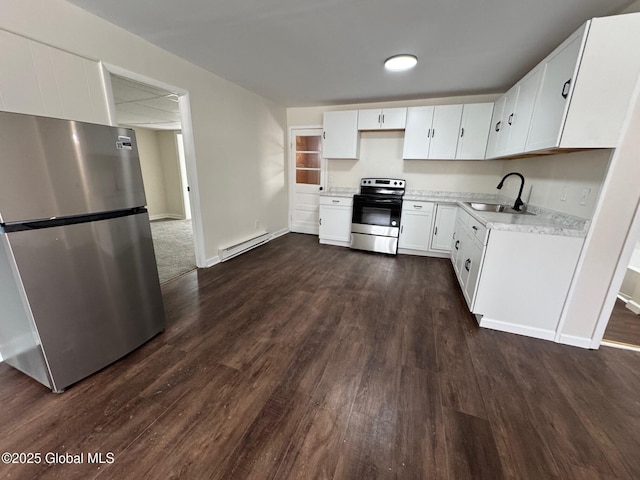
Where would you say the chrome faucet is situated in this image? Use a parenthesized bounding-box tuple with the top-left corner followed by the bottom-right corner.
(497, 172, 525, 211)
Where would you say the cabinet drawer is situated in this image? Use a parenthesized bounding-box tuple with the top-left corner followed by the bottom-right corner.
(468, 217, 488, 245)
(402, 201, 434, 214)
(319, 196, 353, 207)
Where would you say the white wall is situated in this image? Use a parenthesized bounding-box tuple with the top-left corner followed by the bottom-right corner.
(497, 150, 611, 218)
(157, 131, 185, 218)
(132, 127, 185, 219)
(0, 0, 288, 265)
(134, 127, 168, 218)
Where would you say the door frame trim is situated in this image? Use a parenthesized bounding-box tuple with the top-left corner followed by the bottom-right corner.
(99, 62, 206, 269)
(288, 125, 324, 234)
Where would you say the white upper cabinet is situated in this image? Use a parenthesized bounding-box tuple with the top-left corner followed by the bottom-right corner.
(485, 96, 506, 159)
(525, 14, 640, 152)
(402, 106, 435, 159)
(403, 105, 463, 160)
(456, 103, 493, 160)
(0, 29, 110, 125)
(504, 67, 542, 156)
(526, 25, 586, 152)
(495, 84, 519, 157)
(358, 107, 407, 130)
(322, 110, 359, 159)
(487, 66, 543, 159)
(429, 104, 463, 159)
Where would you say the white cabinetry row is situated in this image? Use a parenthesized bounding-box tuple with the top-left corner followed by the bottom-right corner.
(398, 202, 458, 256)
(322, 14, 640, 161)
(322, 103, 493, 160)
(451, 208, 584, 341)
(403, 103, 494, 160)
(483, 14, 640, 158)
(318, 197, 457, 256)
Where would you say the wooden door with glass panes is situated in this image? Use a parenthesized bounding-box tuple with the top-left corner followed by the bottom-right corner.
(291, 128, 325, 234)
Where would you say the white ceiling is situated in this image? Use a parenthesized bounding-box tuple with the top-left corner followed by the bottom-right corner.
(111, 75, 181, 130)
(70, 0, 633, 107)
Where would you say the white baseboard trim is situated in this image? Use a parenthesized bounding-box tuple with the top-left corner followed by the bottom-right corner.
(319, 239, 351, 248)
(204, 228, 290, 268)
(270, 228, 289, 240)
(149, 214, 186, 221)
(478, 317, 556, 341)
(557, 333, 593, 349)
(206, 255, 220, 268)
(601, 340, 640, 352)
(625, 300, 640, 315)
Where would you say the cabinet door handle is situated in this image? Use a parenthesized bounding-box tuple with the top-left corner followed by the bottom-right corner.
(378, 114, 381, 124)
(434, 226, 438, 235)
(508, 113, 514, 125)
(413, 204, 423, 209)
(382, 114, 385, 123)
(319, 218, 322, 225)
(319, 186, 324, 191)
(465, 259, 471, 271)
(455, 240, 460, 250)
(561, 79, 572, 99)
(401, 225, 404, 233)
(323, 131, 326, 139)
(332, 199, 339, 203)
(472, 225, 478, 231)
(495, 121, 501, 132)
(432, 129, 435, 138)
(427, 128, 431, 138)
(460, 127, 464, 138)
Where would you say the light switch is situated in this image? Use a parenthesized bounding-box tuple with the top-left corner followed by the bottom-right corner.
(579, 188, 591, 206)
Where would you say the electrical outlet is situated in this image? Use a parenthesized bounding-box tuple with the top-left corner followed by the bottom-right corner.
(579, 188, 591, 206)
(560, 186, 568, 202)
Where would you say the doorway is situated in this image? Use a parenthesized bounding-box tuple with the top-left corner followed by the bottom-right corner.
(107, 73, 197, 283)
(602, 236, 640, 349)
(290, 127, 325, 235)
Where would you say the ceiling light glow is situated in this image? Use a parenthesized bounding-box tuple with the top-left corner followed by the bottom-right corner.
(384, 54, 418, 72)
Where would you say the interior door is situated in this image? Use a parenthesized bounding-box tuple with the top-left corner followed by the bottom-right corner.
(291, 128, 325, 234)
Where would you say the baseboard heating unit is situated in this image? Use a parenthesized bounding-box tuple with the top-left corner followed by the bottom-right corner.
(218, 231, 270, 262)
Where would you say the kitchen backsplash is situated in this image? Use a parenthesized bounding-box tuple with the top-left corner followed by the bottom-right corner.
(326, 131, 610, 219)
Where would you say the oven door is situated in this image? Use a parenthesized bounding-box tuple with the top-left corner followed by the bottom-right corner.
(351, 194, 402, 233)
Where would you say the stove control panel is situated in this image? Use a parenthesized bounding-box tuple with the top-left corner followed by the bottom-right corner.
(360, 178, 405, 188)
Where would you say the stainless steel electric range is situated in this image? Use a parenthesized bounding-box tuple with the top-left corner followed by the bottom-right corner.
(350, 178, 405, 255)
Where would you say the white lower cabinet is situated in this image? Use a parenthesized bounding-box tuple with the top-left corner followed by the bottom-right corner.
(452, 212, 487, 307)
(398, 201, 434, 253)
(318, 196, 353, 246)
(430, 204, 457, 252)
(452, 208, 584, 341)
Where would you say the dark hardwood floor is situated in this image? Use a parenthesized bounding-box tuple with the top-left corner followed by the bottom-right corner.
(603, 298, 640, 347)
(1, 233, 640, 479)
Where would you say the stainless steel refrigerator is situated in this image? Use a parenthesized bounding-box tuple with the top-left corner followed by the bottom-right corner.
(0, 111, 166, 392)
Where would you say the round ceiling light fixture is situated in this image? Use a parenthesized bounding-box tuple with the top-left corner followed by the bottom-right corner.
(384, 54, 418, 72)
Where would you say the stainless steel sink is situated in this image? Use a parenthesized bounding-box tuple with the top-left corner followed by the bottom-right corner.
(466, 202, 535, 215)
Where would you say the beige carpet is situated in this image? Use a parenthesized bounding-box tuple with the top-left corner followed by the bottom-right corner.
(150, 218, 196, 284)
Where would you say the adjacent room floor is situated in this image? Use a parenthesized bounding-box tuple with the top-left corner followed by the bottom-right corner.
(603, 298, 640, 348)
(1, 233, 639, 479)
(150, 218, 196, 284)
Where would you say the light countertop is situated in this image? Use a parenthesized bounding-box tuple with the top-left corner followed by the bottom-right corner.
(321, 187, 590, 237)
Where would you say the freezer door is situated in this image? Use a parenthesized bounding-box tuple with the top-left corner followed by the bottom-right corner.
(0, 112, 145, 223)
(6, 212, 165, 391)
